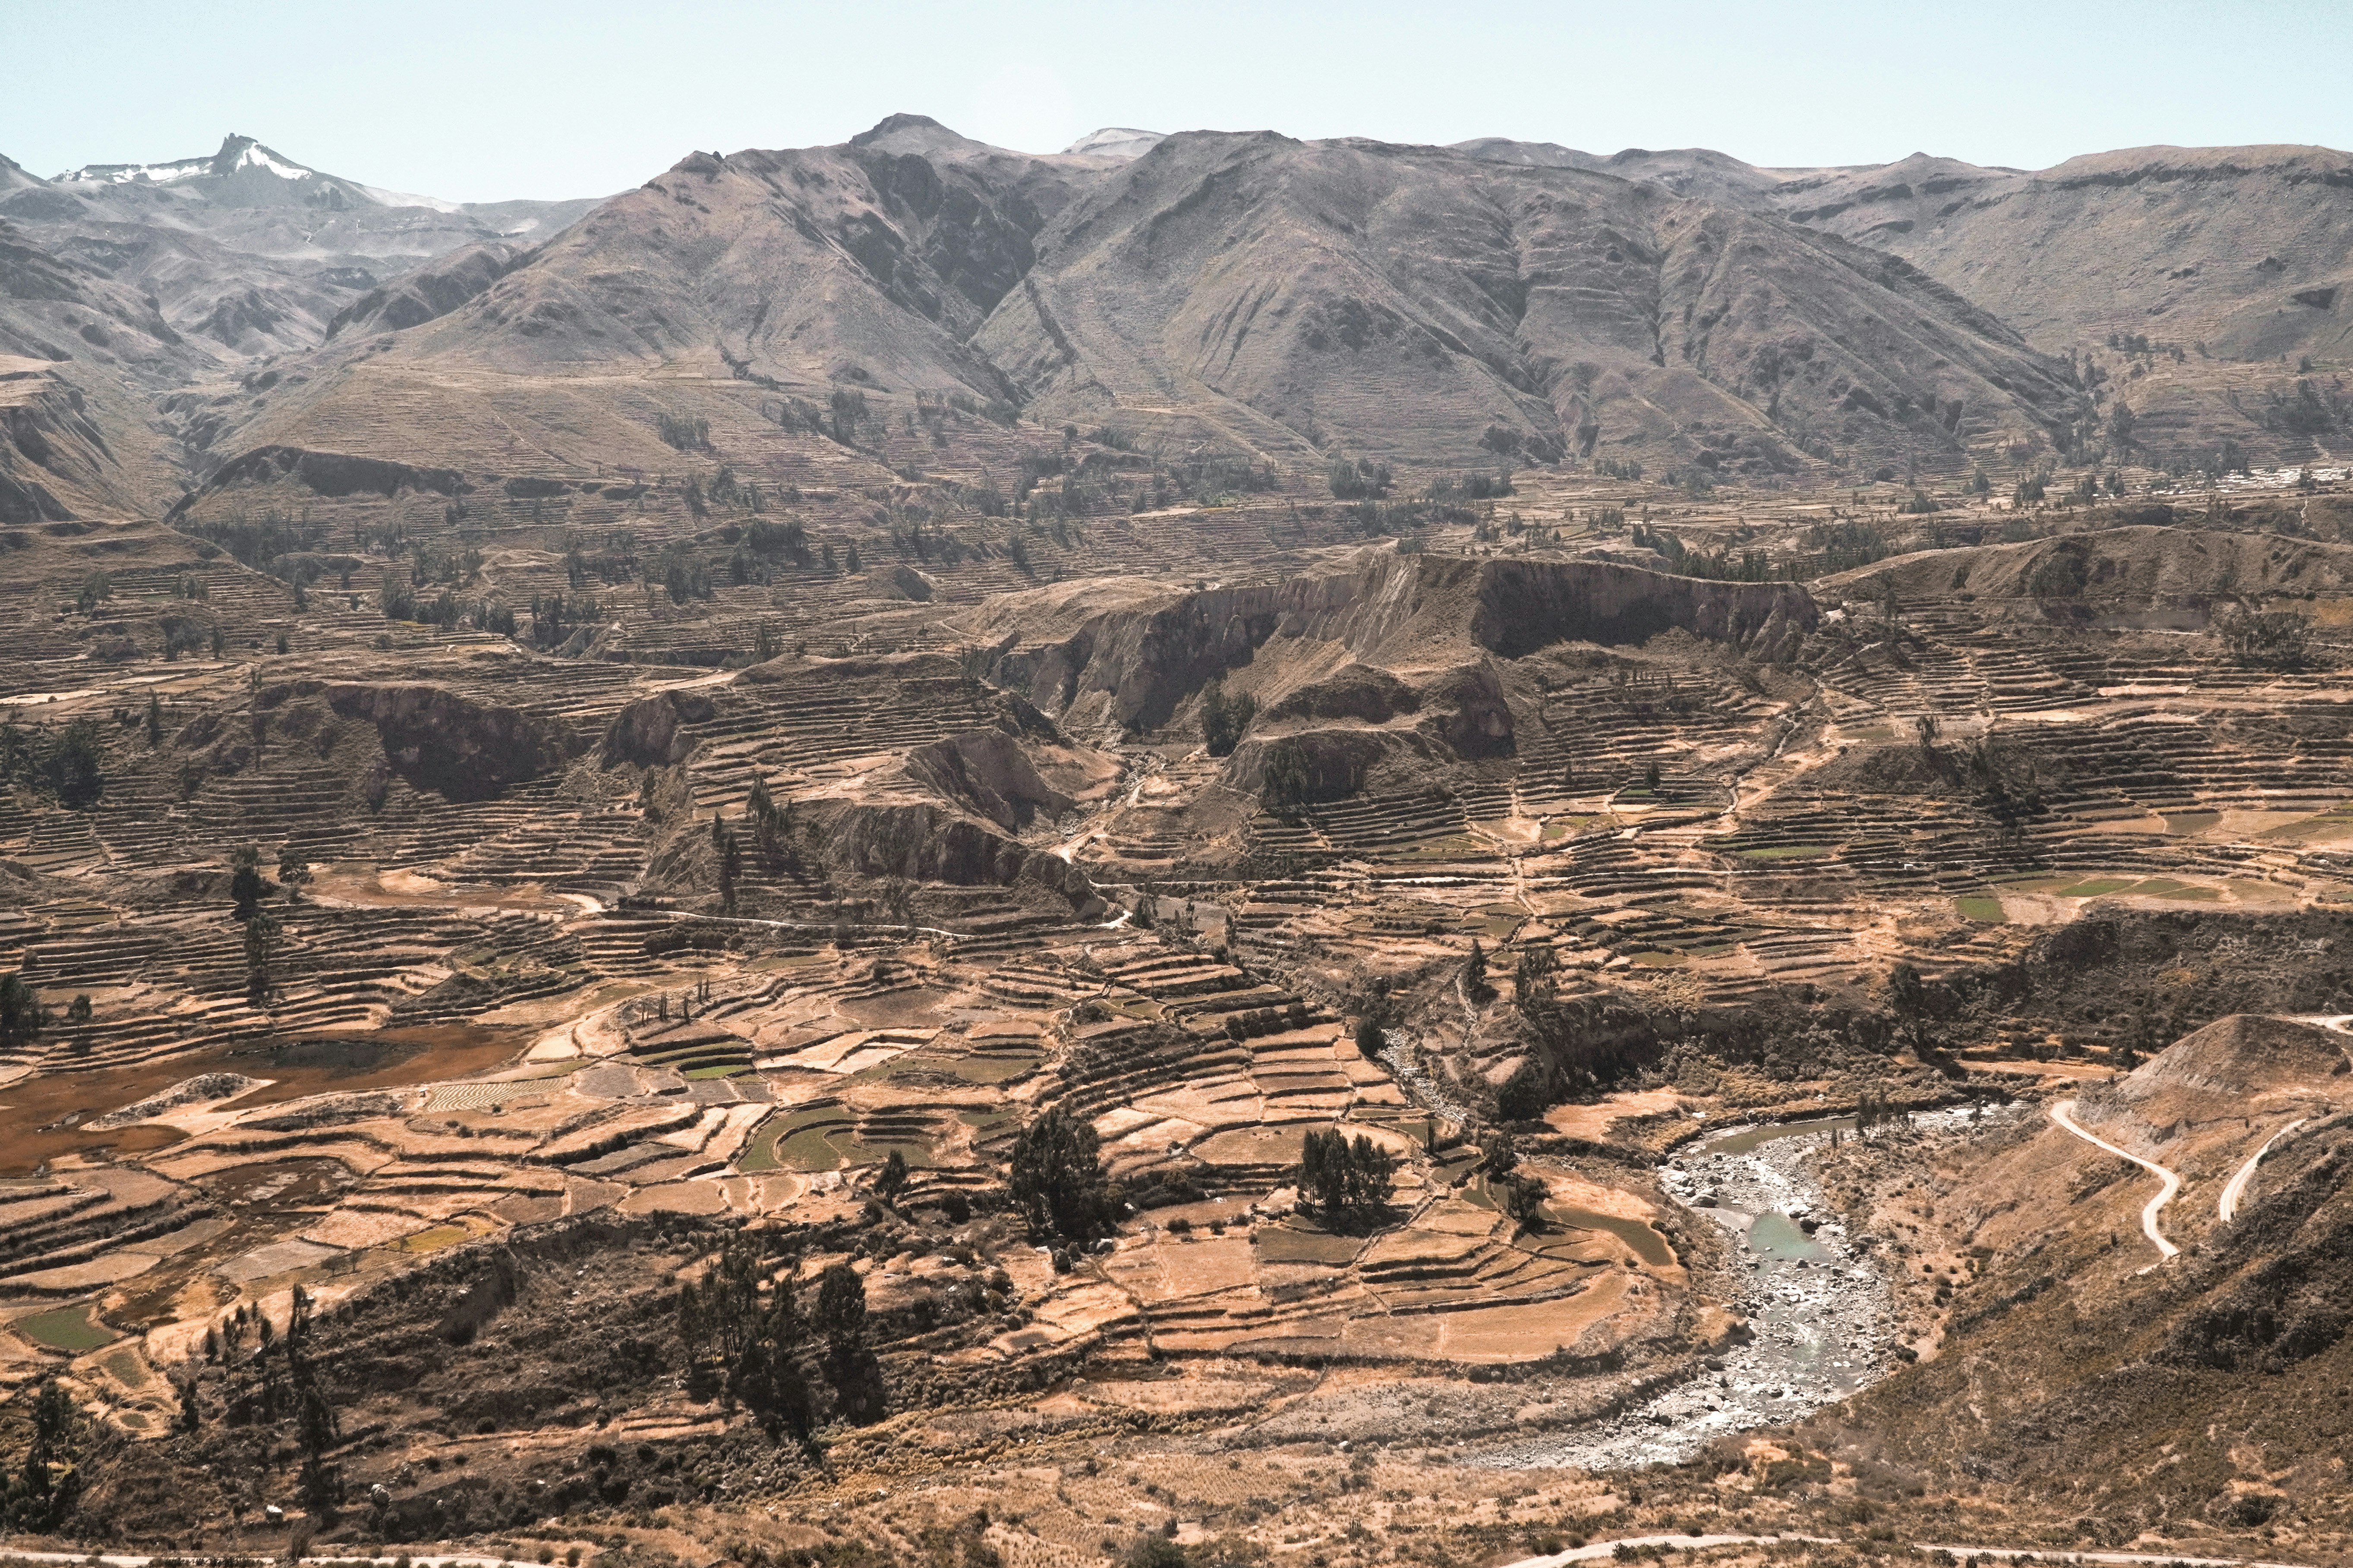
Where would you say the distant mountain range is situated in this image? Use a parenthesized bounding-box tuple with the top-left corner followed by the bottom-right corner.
(0, 134, 605, 369)
(3, 118, 2349, 523)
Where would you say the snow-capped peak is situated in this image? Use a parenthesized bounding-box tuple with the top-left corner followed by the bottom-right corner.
(1063, 128, 1165, 161)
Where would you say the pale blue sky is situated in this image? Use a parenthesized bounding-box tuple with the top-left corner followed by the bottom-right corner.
(6, 0, 2350, 204)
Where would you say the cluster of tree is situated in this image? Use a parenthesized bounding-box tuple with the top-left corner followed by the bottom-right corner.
(0, 1379, 77, 1530)
(651, 543, 714, 603)
(1958, 735, 2046, 858)
(1328, 457, 1394, 500)
(527, 593, 604, 650)
(563, 532, 642, 588)
(1463, 939, 1497, 1005)
(1198, 679, 1255, 757)
(1514, 942, 1559, 1007)
(712, 816, 744, 915)
(828, 389, 870, 446)
(676, 1235, 878, 1435)
(2258, 379, 2345, 438)
(0, 715, 104, 808)
(743, 515, 814, 566)
(1675, 547, 1776, 583)
(229, 845, 287, 1006)
(744, 777, 808, 878)
(1010, 1105, 1121, 1242)
(657, 412, 711, 450)
(183, 510, 329, 572)
(1297, 1127, 1395, 1228)
(191, 1287, 341, 1509)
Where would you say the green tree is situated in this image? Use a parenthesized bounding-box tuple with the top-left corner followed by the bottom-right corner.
(277, 847, 312, 899)
(0, 973, 41, 1043)
(713, 819, 742, 914)
(874, 1148, 910, 1208)
(244, 907, 281, 1008)
(146, 690, 164, 746)
(1010, 1105, 1120, 1240)
(230, 845, 268, 922)
(814, 1261, 867, 1351)
(1499, 1171, 1549, 1230)
(1298, 1128, 1396, 1229)
(42, 718, 104, 809)
(3, 1377, 80, 1529)
(1514, 943, 1558, 1008)
(1464, 939, 1496, 1005)
(1199, 679, 1255, 757)
(1887, 960, 1927, 1019)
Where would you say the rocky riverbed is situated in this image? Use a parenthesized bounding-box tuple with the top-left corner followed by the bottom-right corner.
(1483, 1107, 2000, 1470)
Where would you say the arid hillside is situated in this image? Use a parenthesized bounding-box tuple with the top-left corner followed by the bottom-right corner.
(5, 109, 2353, 1568)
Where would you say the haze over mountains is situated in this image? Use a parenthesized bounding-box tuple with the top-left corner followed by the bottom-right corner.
(3, 115, 2350, 526)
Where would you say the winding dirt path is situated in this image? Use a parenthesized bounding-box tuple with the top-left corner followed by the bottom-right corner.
(2219, 1118, 2306, 1222)
(2049, 1099, 2180, 1260)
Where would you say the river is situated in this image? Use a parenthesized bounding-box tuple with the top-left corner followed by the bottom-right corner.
(1482, 1104, 2008, 1470)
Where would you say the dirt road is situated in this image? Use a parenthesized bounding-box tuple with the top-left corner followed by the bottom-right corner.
(2049, 1099, 2180, 1260)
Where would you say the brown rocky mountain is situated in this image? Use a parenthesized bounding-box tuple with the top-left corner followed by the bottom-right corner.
(12, 119, 2352, 526)
(1453, 138, 2353, 364)
(980, 130, 2078, 469)
(181, 116, 2086, 496)
(1460, 138, 2353, 464)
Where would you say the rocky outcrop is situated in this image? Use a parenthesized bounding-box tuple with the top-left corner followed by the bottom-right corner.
(1467, 557, 1816, 659)
(0, 359, 121, 522)
(601, 688, 715, 768)
(173, 445, 467, 511)
(1222, 727, 1447, 804)
(319, 682, 581, 800)
(962, 549, 1818, 735)
(903, 728, 1076, 831)
(812, 798, 1096, 908)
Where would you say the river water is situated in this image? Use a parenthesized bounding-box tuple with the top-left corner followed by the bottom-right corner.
(1482, 1106, 2003, 1470)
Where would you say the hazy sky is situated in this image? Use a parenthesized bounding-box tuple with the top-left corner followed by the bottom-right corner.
(6, 0, 2350, 203)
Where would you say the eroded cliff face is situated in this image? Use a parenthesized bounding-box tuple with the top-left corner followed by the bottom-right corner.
(0, 357, 161, 523)
(1466, 556, 1817, 659)
(320, 683, 583, 800)
(961, 548, 1818, 737)
(809, 796, 1099, 911)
